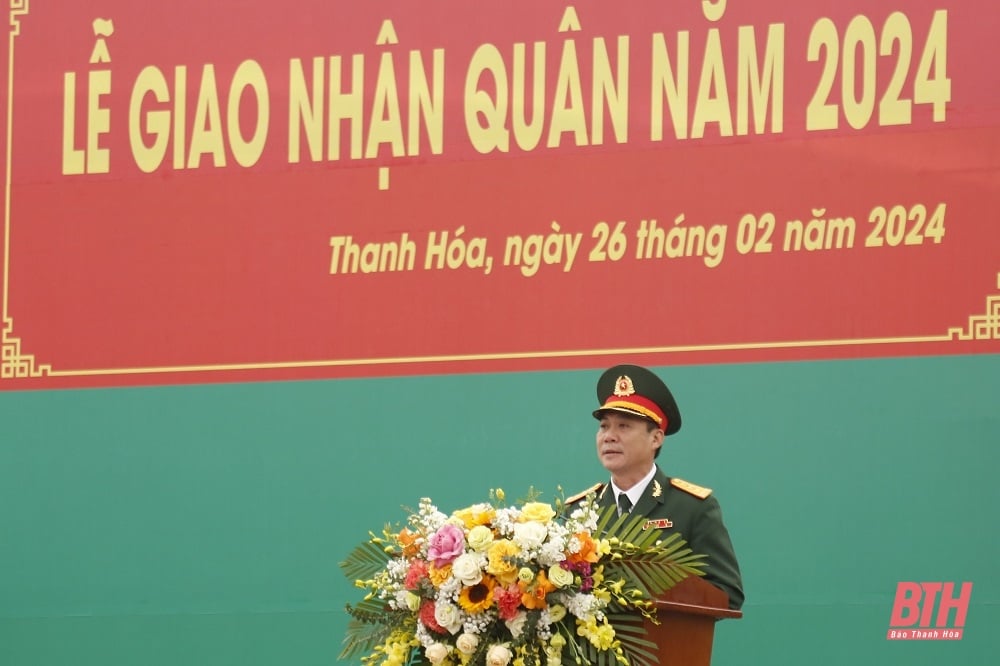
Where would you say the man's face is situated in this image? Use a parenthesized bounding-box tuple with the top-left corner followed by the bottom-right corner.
(595, 411, 664, 479)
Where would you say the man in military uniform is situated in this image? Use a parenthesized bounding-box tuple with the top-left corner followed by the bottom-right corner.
(582, 364, 744, 610)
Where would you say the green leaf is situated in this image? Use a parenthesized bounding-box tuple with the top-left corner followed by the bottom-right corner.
(606, 613, 659, 666)
(340, 538, 394, 581)
(339, 602, 414, 660)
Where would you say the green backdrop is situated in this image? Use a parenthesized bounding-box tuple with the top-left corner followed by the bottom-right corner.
(2, 353, 998, 665)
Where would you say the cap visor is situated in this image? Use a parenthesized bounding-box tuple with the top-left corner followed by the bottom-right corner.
(593, 406, 656, 422)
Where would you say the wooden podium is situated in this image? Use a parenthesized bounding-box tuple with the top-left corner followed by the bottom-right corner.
(643, 577, 742, 666)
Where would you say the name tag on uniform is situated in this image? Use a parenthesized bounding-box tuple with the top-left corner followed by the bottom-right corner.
(643, 518, 673, 530)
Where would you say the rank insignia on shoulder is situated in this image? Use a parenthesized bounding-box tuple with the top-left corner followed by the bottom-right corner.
(670, 478, 713, 499)
(566, 482, 604, 504)
(643, 518, 673, 530)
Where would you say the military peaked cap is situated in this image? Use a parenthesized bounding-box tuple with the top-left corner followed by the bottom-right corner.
(593, 364, 682, 435)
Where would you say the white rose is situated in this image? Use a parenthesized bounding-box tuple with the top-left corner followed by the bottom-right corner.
(467, 525, 495, 552)
(456, 633, 480, 654)
(425, 643, 450, 665)
(404, 591, 421, 612)
(487, 644, 513, 666)
(513, 521, 547, 550)
(452, 553, 483, 586)
(504, 611, 528, 639)
(434, 602, 464, 634)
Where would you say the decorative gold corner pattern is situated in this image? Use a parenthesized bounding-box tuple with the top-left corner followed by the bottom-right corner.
(2, 316, 50, 378)
(0, 0, 995, 381)
(9, 1, 30, 35)
(947, 273, 1000, 342)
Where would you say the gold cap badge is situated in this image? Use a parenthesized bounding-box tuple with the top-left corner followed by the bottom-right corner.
(613, 375, 636, 397)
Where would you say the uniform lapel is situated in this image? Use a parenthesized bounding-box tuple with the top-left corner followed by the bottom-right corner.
(595, 482, 613, 513)
(631, 466, 668, 518)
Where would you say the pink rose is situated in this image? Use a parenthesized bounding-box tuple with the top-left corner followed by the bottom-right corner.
(427, 523, 466, 567)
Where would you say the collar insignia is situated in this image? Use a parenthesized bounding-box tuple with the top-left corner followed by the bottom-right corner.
(643, 518, 674, 530)
(613, 375, 636, 397)
(652, 479, 662, 498)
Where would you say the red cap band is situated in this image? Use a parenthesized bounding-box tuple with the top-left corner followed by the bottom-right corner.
(599, 394, 668, 432)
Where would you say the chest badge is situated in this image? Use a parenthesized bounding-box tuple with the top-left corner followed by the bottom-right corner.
(643, 518, 674, 530)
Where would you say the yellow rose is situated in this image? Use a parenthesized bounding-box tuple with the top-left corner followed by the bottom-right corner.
(517, 502, 556, 523)
(454, 504, 496, 529)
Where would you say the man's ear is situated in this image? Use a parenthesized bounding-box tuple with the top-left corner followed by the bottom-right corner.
(651, 428, 665, 450)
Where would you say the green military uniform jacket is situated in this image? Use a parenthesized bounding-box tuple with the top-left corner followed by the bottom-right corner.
(593, 465, 744, 610)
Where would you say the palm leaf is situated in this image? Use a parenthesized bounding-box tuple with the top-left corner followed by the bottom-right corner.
(340, 536, 394, 581)
(340, 616, 393, 660)
(607, 612, 660, 666)
(340, 598, 412, 660)
(576, 612, 660, 666)
(593, 505, 707, 599)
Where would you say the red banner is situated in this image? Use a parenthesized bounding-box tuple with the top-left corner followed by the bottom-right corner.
(2, 1, 998, 388)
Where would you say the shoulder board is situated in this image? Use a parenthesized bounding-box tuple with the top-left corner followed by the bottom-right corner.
(670, 478, 713, 499)
(566, 482, 605, 504)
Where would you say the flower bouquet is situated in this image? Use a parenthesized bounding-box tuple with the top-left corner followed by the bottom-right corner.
(340, 488, 705, 666)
